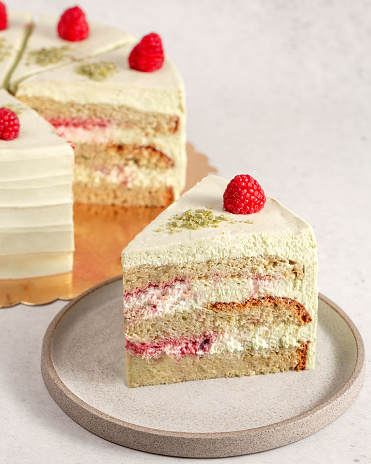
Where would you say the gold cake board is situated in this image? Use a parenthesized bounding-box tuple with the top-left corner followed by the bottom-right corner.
(0, 144, 217, 308)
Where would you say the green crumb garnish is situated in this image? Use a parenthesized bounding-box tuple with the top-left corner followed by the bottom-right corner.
(0, 38, 11, 62)
(26, 45, 71, 66)
(75, 61, 118, 81)
(158, 208, 238, 234)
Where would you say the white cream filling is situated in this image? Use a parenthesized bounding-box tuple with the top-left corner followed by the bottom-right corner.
(56, 120, 186, 198)
(54, 121, 185, 155)
(74, 163, 171, 189)
(126, 324, 314, 362)
(124, 273, 317, 321)
(210, 324, 313, 355)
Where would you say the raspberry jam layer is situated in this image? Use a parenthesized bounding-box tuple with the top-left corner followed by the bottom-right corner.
(125, 331, 218, 360)
(48, 118, 109, 130)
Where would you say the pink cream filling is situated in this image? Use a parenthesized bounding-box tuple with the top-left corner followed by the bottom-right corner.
(123, 274, 278, 322)
(92, 164, 135, 185)
(125, 331, 218, 360)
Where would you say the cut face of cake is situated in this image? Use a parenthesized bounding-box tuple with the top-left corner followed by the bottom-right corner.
(15, 45, 186, 206)
(121, 174, 318, 387)
(0, 89, 74, 278)
(0, 11, 32, 89)
(8, 13, 135, 93)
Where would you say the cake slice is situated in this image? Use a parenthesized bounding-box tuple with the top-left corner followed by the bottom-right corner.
(121, 174, 318, 387)
(8, 12, 135, 93)
(16, 42, 186, 206)
(0, 89, 74, 278)
(0, 10, 32, 89)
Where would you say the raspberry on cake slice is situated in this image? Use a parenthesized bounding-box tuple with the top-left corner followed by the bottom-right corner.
(57, 6, 89, 42)
(129, 33, 165, 72)
(0, 2, 8, 30)
(0, 107, 20, 140)
(121, 174, 318, 387)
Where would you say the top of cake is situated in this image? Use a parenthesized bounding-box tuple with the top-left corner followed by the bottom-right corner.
(8, 13, 135, 92)
(121, 174, 317, 268)
(15, 45, 185, 115)
(0, 10, 32, 88)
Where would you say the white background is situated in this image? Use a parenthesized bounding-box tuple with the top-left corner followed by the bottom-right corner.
(1, 1, 370, 463)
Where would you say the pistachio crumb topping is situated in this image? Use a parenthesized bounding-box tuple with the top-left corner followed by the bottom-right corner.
(75, 61, 118, 81)
(26, 45, 71, 66)
(0, 38, 11, 62)
(158, 208, 252, 234)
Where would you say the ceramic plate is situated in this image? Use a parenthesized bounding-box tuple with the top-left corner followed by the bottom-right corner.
(41, 276, 365, 458)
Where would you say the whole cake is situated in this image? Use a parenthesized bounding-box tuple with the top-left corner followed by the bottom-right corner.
(121, 174, 318, 387)
(0, 89, 74, 278)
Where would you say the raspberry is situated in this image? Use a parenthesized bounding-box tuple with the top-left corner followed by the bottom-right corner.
(57, 6, 89, 42)
(0, 108, 20, 141)
(0, 2, 7, 30)
(129, 33, 164, 72)
(223, 174, 266, 215)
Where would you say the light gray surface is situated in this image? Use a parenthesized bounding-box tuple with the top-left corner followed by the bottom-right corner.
(1, 0, 371, 462)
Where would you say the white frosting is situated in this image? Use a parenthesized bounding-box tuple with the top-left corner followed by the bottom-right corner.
(0, 90, 74, 276)
(0, 224, 74, 255)
(121, 175, 318, 268)
(16, 45, 186, 115)
(9, 14, 136, 91)
(0, 252, 73, 278)
(0, 182, 72, 206)
(0, 11, 32, 88)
